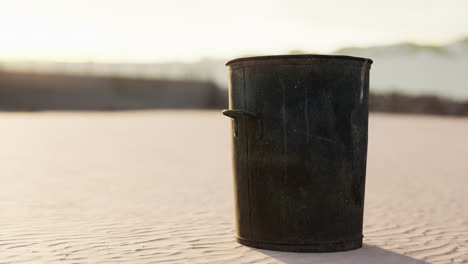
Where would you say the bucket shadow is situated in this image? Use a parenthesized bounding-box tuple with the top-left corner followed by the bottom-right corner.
(254, 244, 428, 264)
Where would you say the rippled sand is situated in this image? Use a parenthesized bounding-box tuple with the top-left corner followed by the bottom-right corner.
(0, 111, 466, 263)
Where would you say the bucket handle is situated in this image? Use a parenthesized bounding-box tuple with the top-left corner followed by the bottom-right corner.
(222, 109, 257, 120)
(222, 109, 263, 140)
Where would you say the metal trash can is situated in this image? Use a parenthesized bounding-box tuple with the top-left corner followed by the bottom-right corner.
(222, 55, 373, 252)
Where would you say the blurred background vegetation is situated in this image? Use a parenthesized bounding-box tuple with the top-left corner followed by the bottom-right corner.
(1, 37, 468, 116)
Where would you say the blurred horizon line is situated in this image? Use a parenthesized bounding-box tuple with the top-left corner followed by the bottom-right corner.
(1, 35, 467, 64)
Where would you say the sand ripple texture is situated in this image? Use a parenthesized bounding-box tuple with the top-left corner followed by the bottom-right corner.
(0, 111, 466, 264)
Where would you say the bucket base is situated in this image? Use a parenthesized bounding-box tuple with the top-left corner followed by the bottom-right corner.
(237, 237, 362, 253)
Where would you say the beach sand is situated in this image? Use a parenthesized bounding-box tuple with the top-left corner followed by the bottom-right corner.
(0, 111, 466, 263)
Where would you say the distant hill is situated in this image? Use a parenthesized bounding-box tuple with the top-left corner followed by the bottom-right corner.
(333, 37, 468, 100)
(1, 37, 467, 100)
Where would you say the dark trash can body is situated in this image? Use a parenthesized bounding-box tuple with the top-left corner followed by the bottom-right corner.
(223, 55, 373, 252)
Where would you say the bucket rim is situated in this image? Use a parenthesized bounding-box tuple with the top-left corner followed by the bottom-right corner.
(226, 54, 373, 66)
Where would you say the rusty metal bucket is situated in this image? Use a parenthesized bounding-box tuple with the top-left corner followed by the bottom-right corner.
(223, 55, 373, 252)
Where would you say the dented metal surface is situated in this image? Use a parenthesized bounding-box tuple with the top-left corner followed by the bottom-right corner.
(223, 54, 373, 252)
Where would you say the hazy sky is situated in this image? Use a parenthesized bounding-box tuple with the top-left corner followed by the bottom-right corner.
(1, 0, 468, 62)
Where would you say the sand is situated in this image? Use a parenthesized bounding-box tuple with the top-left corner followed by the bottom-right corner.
(0, 111, 466, 264)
